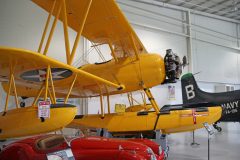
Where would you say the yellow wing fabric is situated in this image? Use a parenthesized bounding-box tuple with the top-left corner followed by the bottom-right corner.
(32, 0, 147, 58)
(0, 47, 123, 98)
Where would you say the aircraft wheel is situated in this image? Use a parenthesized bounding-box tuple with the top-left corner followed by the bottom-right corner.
(20, 102, 25, 108)
(217, 127, 222, 132)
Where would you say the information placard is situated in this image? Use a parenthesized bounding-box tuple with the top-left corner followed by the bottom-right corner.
(38, 101, 51, 118)
(203, 122, 214, 135)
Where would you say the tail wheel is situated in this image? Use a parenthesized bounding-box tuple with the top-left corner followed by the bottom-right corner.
(217, 127, 222, 132)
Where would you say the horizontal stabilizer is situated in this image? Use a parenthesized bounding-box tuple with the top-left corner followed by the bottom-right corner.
(160, 102, 217, 113)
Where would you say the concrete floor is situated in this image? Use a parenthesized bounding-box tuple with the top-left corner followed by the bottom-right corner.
(167, 122, 240, 160)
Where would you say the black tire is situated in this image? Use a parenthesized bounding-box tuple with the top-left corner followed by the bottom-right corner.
(217, 127, 222, 132)
(20, 102, 25, 108)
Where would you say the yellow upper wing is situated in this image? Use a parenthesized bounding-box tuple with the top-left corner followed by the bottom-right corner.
(32, 0, 147, 58)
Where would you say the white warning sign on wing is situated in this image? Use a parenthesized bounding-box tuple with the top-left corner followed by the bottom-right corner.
(38, 101, 51, 118)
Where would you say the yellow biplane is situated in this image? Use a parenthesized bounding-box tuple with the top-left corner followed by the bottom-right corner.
(0, 0, 221, 140)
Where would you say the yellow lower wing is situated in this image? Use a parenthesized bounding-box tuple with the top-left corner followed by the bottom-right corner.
(0, 105, 77, 140)
(0, 47, 123, 98)
(68, 107, 221, 134)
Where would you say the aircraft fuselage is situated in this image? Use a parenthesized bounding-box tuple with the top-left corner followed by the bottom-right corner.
(181, 73, 240, 123)
(79, 53, 166, 96)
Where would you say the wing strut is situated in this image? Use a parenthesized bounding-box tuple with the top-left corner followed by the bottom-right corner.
(37, 0, 92, 65)
(43, 2, 62, 55)
(69, 0, 93, 65)
(33, 83, 45, 106)
(104, 85, 111, 114)
(108, 41, 118, 62)
(3, 65, 19, 115)
(44, 65, 51, 101)
(64, 74, 78, 103)
(31, 65, 57, 105)
(141, 92, 147, 106)
(48, 67, 57, 103)
(129, 34, 140, 60)
(38, 0, 56, 53)
(127, 93, 134, 106)
(61, 0, 93, 65)
(61, 0, 71, 64)
(48, 88, 55, 104)
(143, 86, 160, 113)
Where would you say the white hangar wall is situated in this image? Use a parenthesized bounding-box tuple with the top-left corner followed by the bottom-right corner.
(0, 0, 240, 113)
(191, 14, 240, 84)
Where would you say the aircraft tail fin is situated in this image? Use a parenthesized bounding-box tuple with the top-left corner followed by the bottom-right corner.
(181, 73, 203, 104)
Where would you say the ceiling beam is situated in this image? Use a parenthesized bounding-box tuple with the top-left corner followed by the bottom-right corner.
(223, 11, 240, 18)
(120, 0, 240, 23)
(218, 2, 240, 16)
(211, 2, 240, 15)
(225, 12, 240, 20)
(154, 0, 172, 3)
(163, 0, 172, 2)
(190, 0, 209, 9)
(201, 0, 228, 12)
(177, 0, 193, 7)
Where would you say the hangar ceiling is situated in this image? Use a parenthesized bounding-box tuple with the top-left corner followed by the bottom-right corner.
(157, 0, 240, 20)
(127, 0, 240, 21)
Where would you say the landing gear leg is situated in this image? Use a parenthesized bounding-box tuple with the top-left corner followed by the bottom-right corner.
(155, 130, 169, 159)
(97, 128, 112, 138)
(97, 128, 104, 137)
(213, 123, 222, 132)
(142, 86, 159, 114)
(103, 129, 112, 138)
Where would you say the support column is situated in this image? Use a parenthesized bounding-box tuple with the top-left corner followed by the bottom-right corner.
(99, 92, 104, 118)
(82, 98, 88, 115)
(107, 94, 110, 114)
(83, 38, 89, 63)
(186, 10, 193, 72)
(237, 23, 240, 48)
(79, 37, 89, 115)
